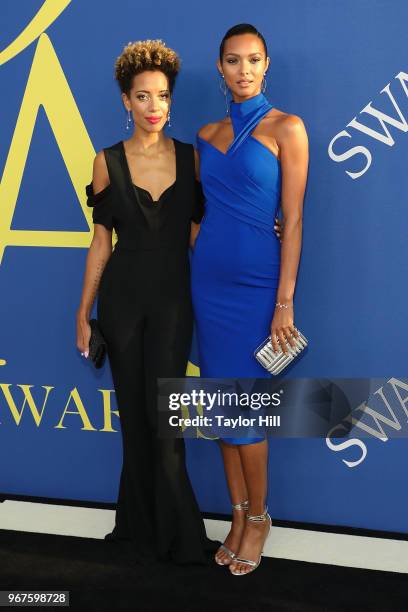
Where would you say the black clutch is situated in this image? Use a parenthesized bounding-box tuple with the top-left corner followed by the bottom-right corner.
(88, 319, 107, 368)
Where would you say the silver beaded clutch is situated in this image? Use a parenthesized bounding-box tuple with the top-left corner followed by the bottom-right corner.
(254, 330, 308, 375)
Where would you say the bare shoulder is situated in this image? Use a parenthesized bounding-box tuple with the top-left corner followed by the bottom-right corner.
(92, 150, 110, 192)
(271, 111, 307, 142)
(93, 150, 108, 173)
(197, 120, 228, 142)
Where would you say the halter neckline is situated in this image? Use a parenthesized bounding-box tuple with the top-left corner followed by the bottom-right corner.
(229, 92, 269, 119)
(227, 93, 273, 154)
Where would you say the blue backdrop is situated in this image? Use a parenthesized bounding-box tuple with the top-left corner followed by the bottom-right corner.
(0, 0, 407, 533)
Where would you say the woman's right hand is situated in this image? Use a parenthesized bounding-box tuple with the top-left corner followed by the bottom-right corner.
(76, 313, 91, 358)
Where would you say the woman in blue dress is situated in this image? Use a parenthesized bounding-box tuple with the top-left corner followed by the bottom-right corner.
(191, 24, 309, 575)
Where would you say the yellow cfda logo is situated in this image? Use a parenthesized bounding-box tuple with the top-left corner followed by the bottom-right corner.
(0, 0, 97, 267)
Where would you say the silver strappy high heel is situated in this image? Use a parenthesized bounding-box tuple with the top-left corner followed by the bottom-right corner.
(215, 500, 249, 565)
(229, 506, 272, 576)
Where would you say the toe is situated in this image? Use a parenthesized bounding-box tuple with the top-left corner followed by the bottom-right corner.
(230, 562, 240, 575)
(215, 550, 227, 564)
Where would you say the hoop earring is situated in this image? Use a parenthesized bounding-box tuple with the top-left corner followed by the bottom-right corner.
(261, 75, 267, 93)
(126, 109, 132, 131)
(167, 109, 171, 127)
(219, 74, 229, 115)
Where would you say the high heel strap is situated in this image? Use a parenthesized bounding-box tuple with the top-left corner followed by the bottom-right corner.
(246, 506, 269, 521)
(215, 499, 249, 565)
(232, 499, 249, 511)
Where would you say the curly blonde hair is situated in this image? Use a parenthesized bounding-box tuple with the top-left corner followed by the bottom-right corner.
(115, 39, 180, 95)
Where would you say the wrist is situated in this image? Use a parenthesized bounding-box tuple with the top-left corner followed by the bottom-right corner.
(275, 301, 293, 309)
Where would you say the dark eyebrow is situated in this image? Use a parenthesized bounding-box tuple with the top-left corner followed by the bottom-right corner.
(224, 52, 262, 57)
(135, 89, 169, 93)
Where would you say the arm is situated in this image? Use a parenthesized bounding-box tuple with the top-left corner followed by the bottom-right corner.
(76, 152, 113, 357)
(190, 147, 202, 249)
(271, 115, 309, 353)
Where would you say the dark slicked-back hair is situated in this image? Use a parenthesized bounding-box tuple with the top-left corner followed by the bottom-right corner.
(219, 24, 268, 61)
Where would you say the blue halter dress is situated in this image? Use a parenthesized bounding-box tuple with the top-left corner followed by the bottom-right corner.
(191, 93, 282, 445)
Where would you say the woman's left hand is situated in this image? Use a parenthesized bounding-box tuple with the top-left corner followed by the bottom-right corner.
(270, 305, 299, 353)
(274, 216, 284, 242)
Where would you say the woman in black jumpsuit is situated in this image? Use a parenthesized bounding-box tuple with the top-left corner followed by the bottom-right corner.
(78, 40, 217, 566)
(85, 138, 214, 565)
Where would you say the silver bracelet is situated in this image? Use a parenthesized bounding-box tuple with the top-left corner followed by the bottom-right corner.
(275, 301, 292, 309)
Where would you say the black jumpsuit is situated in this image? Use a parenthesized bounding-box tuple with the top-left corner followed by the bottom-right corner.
(86, 139, 215, 564)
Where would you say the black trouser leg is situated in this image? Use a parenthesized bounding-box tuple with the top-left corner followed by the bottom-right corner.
(105, 318, 157, 561)
(143, 298, 208, 563)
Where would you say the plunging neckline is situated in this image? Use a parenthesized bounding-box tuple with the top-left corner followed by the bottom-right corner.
(133, 181, 176, 203)
(120, 139, 178, 203)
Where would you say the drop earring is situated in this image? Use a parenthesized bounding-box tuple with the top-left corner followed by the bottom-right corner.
(261, 73, 267, 93)
(126, 109, 132, 131)
(167, 109, 171, 127)
(219, 73, 229, 115)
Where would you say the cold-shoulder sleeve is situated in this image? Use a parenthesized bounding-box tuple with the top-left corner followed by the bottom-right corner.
(192, 179, 205, 224)
(86, 182, 114, 231)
